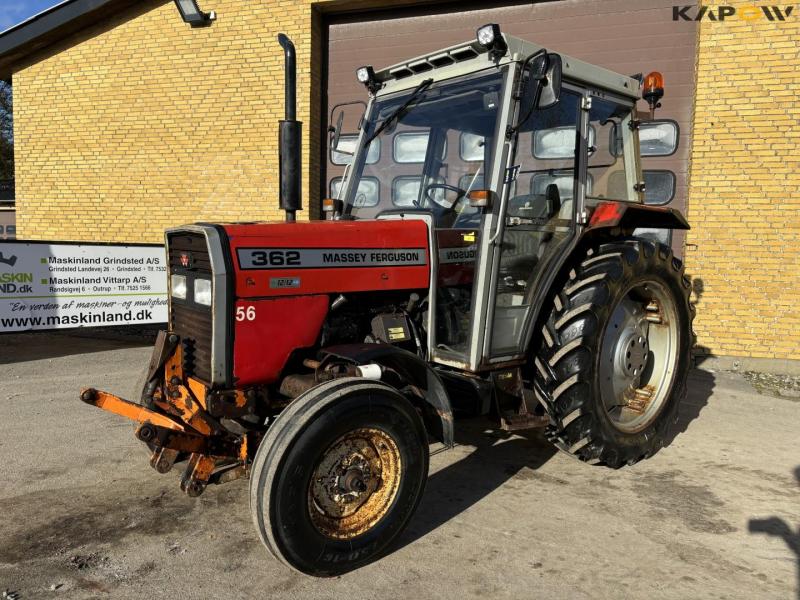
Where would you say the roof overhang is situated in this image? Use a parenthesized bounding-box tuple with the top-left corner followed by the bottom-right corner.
(0, 0, 146, 80)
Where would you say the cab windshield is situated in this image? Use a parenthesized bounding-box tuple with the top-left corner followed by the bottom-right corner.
(341, 70, 505, 227)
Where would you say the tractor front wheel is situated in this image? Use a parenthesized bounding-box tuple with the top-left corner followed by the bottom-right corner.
(249, 378, 429, 576)
(534, 238, 694, 467)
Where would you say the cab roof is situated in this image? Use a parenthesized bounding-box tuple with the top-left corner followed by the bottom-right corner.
(374, 33, 642, 101)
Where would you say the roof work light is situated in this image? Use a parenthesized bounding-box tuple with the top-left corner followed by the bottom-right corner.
(356, 66, 381, 94)
(174, 0, 216, 26)
(476, 24, 507, 58)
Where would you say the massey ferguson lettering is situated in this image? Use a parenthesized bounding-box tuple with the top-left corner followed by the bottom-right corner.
(439, 246, 478, 264)
(237, 248, 427, 270)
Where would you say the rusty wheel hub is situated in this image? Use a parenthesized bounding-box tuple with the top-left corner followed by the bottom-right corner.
(308, 428, 402, 540)
(600, 280, 679, 433)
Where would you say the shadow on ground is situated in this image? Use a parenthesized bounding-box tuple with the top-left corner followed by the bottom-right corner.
(748, 466, 800, 599)
(398, 367, 714, 553)
(666, 368, 715, 446)
(0, 331, 154, 365)
(397, 420, 558, 552)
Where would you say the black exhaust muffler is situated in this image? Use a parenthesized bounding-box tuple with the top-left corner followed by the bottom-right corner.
(278, 34, 302, 222)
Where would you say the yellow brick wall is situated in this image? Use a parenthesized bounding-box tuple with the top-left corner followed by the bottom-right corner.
(13, 0, 326, 242)
(686, 0, 800, 361)
(11, 0, 800, 362)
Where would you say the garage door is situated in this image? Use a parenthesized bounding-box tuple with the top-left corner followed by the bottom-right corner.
(324, 0, 697, 251)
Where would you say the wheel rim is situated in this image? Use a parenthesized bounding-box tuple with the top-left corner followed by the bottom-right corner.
(599, 279, 680, 434)
(308, 427, 402, 540)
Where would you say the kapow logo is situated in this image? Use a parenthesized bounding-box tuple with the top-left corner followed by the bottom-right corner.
(673, 5, 795, 20)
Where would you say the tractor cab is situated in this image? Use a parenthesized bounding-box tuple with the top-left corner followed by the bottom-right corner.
(330, 28, 645, 371)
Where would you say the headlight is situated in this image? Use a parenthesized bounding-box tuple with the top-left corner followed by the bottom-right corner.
(170, 274, 187, 300)
(194, 278, 212, 306)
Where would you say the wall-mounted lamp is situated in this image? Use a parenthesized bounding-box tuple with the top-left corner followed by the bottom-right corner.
(174, 0, 216, 27)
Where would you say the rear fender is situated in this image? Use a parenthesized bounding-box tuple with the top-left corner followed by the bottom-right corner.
(513, 202, 688, 371)
(319, 344, 454, 448)
(587, 201, 690, 231)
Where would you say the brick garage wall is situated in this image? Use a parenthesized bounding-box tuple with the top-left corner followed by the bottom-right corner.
(13, 0, 326, 242)
(686, 0, 800, 362)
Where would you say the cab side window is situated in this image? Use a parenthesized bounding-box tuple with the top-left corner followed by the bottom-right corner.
(513, 89, 583, 218)
(586, 96, 638, 203)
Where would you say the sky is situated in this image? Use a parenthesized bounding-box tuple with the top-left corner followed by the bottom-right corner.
(0, 1, 63, 33)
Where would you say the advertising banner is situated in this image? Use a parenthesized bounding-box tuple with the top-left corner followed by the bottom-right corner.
(0, 241, 167, 332)
(0, 209, 13, 240)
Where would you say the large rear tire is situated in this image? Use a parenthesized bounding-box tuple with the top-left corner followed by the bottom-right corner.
(534, 238, 694, 468)
(249, 378, 429, 576)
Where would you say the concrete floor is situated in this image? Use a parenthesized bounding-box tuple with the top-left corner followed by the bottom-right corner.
(0, 333, 798, 599)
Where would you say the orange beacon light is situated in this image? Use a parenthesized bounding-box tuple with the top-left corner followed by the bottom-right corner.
(643, 71, 665, 119)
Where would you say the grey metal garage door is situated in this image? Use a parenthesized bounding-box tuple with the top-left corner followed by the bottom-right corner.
(324, 0, 697, 251)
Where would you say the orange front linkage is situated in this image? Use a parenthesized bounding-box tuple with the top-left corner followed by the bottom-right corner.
(79, 332, 254, 496)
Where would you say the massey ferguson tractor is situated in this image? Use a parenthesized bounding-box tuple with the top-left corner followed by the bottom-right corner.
(81, 25, 694, 576)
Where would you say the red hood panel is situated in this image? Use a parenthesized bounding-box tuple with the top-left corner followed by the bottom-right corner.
(223, 220, 430, 297)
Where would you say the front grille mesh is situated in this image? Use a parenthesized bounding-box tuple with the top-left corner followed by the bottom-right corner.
(168, 232, 213, 384)
(168, 233, 212, 271)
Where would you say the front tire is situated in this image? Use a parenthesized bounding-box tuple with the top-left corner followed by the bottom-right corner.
(249, 378, 429, 576)
(534, 238, 694, 467)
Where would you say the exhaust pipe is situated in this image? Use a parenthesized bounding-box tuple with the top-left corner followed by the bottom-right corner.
(278, 34, 302, 223)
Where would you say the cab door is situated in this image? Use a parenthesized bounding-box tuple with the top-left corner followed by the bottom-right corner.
(426, 125, 489, 363)
(488, 87, 584, 359)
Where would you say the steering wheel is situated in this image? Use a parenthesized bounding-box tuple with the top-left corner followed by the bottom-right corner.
(424, 183, 467, 211)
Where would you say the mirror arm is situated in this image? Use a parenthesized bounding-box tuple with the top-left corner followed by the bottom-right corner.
(507, 49, 549, 138)
(507, 80, 545, 139)
(515, 48, 547, 99)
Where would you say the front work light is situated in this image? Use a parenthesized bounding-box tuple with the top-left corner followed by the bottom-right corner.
(356, 66, 381, 94)
(174, 0, 216, 26)
(194, 278, 212, 306)
(171, 274, 187, 300)
(476, 24, 507, 58)
(643, 71, 665, 119)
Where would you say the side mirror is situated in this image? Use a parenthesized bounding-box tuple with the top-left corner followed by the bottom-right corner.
(328, 101, 366, 156)
(510, 51, 563, 133)
(330, 110, 345, 153)
(535, 53, 562, 110)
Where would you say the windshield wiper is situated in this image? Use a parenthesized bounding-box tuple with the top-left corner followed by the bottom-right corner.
(364, 78, 434, 145)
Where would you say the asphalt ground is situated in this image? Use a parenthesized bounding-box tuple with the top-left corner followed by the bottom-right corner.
(0, 333, 798, 599)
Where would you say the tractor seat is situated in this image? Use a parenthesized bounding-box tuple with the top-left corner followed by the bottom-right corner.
(499, 185, 563, 290)
(508, 184, 562, 222)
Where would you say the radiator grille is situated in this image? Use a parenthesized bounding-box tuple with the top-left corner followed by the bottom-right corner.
(167, 232, 213, 383)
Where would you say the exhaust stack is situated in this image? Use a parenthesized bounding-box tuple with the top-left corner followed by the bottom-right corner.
(278, 34, 302, 222)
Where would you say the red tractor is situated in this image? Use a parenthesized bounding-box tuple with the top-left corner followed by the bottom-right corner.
(82, 26, 694, 576)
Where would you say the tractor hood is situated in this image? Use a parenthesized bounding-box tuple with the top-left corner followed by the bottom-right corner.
(223, 219, 431, 298)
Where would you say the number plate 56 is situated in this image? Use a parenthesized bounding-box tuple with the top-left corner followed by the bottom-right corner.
(236, 305, 256, 321)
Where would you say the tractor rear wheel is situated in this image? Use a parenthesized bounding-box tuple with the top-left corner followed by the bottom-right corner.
(534, 238, 694, 467)
(250, 378, 429, 576)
